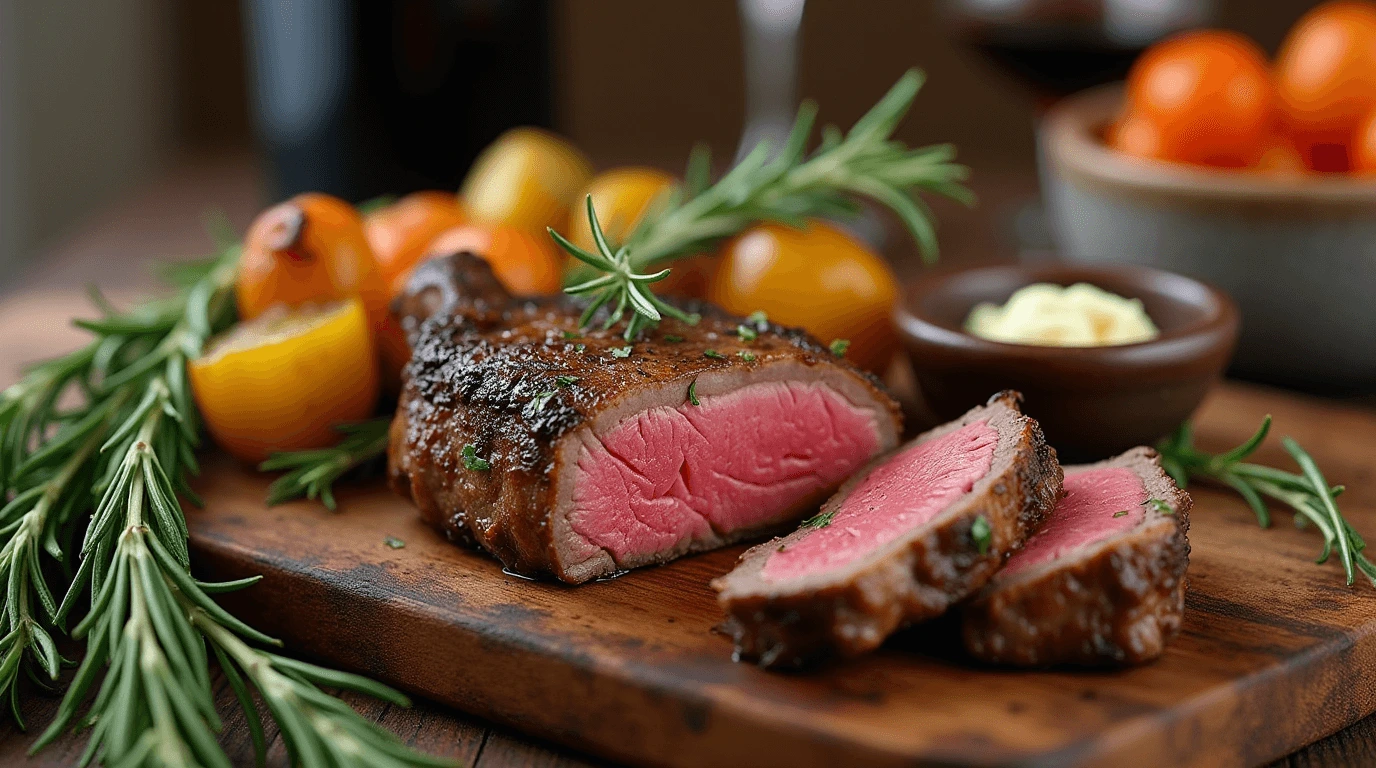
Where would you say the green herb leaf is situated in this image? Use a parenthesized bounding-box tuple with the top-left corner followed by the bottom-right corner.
(1113, 510, 1129, 518)
(687, 380, 699, 406)
(971, 515, 992, 554)
(555, 375, 579, 387)
(746, 310, 769, 329)
(829, 339, 851, 357)
(610, 346, 632, 358)
(525, 391, 556, 417)
(663, 334, 684, 343)
(576, 343, 587, 352)
(736, 324, 758, 342)
(801, 510, 835, 529)
(384, 536, 406, 549)
(562, 330, 581, 340)
(1145, 498, 1173, 516)
(462, 444, 491, 471)
(738, 351, 756, 362)
(704, 349, 726, 360)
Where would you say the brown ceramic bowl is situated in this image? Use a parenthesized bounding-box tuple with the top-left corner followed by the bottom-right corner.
(894, 263, 1239, 461)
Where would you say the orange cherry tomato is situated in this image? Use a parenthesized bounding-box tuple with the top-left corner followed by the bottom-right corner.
(1276, 1, 1376, 155)
(1119, 30, 1276, 166)
(1108, 112, 1170, 161)
(708, 221, 899, 374)
(461, 127, 593, 233)
(364, 191, 467, 288)
(394, 223, 564, 297)
(1254, 134, 1310, 175)
(237, 193, 389, 331)
(190, 299, 380, 464)
(566, 167, 676, 254)
(1353, 107, 1376, 172)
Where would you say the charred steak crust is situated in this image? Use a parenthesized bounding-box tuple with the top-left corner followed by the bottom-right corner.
(961, 447, 1192, 666)
(712, 391, 1063, 669)
(387, 254, 903, 583)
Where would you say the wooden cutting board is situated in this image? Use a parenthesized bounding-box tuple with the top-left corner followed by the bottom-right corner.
(186, 383, 1376, 768)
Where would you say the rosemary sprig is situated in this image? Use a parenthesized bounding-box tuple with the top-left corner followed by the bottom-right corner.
(260, 418, 392, 510)
(0, 242, 449, 764)
(554, 68, 971, 338)
(1158, 417, 1376, 587)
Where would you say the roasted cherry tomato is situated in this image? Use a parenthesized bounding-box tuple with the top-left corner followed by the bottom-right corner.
(236, 193, 389, 331)
(1353, 108, 1376, 172)
(395, 223, 564, 297)
(1276, 1, 1376, 159)
(461, 127, 593, 233)
(1117, 30, 1275, 166)
(189, 299, 380, 463)
(364, 191, 467, 288)
(566, 167, 675, 253)
(708, 221, 899, 374)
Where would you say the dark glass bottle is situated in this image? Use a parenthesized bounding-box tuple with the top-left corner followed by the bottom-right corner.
(243, 0, 552, 202)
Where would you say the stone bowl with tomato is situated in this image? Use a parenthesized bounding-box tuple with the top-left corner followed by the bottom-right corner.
(1039, 5, 1376, 391)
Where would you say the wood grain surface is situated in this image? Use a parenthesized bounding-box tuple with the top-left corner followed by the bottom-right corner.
(182, 382, 1376, 768)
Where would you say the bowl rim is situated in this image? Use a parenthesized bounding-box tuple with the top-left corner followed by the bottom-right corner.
(894, 262, 1239, 368)
(1042, 85, 1376, 206)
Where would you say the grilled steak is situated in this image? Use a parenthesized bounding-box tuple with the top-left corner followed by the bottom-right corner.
(388, 254, 904, 584)
(712, 392, 1062, 668)
(961, 447, 1191, 666)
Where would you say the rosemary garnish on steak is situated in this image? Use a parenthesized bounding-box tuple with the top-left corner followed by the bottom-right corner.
(553, 68, 971, 339)
(1158, 417, 1375, 587)
(829, 339, 851, 357)
(801, 510, 836, 529)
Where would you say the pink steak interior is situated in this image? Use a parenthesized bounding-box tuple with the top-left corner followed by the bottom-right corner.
(762, 420, 998, 583)
(568, 381, 882, 564)
(999, 467, 1146, 578)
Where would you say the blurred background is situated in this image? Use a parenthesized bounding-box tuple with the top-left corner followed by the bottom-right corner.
(0, 0, 1321, 281)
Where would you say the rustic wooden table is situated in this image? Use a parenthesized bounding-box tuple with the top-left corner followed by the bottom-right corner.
(0, 157, 1368, 767)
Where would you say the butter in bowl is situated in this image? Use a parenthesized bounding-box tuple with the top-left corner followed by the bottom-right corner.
(894, 264, 1239, 460)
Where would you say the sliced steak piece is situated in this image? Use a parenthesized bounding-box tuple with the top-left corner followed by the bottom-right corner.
(961, 447, 1191, 666)
(388, 254, 904, 584)
(712, 391, 1062, 668)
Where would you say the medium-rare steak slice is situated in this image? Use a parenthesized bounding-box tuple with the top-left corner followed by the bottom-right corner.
(961, 447, 1191, 666)
(388, 254, 904, 584)
(712, 391, 1062, 668)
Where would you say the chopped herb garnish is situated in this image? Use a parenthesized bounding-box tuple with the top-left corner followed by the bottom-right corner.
(556, 375, 579, 387)
(746, 310, 769, 330)
(776, 544, 787, 552)
(801, 510, 835, 529)
(576, 343, 587, 352)
(971, 515, 991, 554)
(736, 324, 758, 341)
(562, 330, 581, 340)
(829, 338, 851, 357)
(525, 390, 556, 416)
(738, 350, 756, 362)
(1146, 498, 1173, 515)
(384, 536, 406, 549)
(663, 334, 684, 343)
(687, 379, 700, 406)
(462, 444, 491, 471)
(610, 345, 632, 358)
(704, 349, 726, 359)
(1113, 510, 1129, 518)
